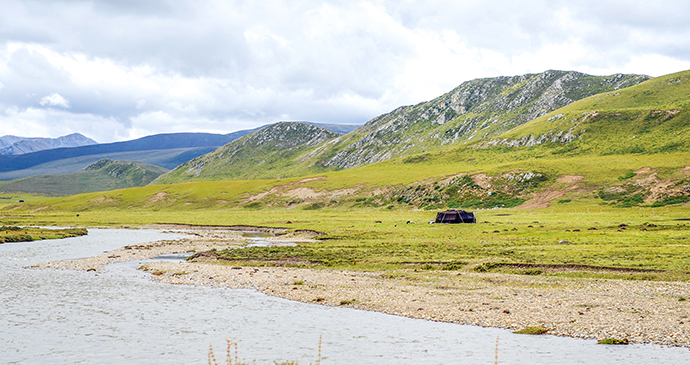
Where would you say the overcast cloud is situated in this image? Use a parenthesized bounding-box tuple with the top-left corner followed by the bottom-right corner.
(1, 0, 690, 142)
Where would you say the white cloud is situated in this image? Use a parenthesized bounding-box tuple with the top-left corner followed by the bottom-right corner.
(39, 93, 70, 108)
(1, 0, 690, 142)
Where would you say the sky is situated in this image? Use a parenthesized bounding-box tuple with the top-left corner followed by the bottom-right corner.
(2, 0, 690, 143)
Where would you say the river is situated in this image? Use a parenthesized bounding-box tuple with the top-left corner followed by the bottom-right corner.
(1, 229, 689, 364)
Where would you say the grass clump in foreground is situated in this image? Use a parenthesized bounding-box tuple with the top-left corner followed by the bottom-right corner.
(0, 226, 87, 243)
(597, 338, 629, 345)
(513, 326, 548, 335)
(208, 337, 321, 365)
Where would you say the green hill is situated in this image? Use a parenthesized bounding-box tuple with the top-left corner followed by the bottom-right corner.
(153, 70, 649, 184)
(153, 122, 341, 183)
(0, 159, 168, 196)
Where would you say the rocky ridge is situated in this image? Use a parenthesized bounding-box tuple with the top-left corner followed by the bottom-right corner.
(311, 71, 649, 169)
(154, 122, 341, 182)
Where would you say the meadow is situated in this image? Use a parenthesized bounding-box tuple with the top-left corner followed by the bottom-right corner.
(3, 202, 688, 282)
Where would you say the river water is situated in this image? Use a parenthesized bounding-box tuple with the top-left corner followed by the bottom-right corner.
(1, 229, 689, 364)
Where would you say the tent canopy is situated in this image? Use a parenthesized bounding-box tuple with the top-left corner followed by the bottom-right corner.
(435, 209, 476, 224)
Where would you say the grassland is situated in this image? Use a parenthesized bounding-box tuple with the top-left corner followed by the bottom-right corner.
(4, 204, 689, 281)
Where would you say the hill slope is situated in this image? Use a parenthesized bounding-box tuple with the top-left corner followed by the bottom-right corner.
(309, 70, 649, 169)
(152, 70, 649, 185)
(0, 158, 168, 195)
(154, 122, 341, 182)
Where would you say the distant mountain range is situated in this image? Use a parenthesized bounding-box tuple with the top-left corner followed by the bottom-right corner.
(0, 133, 97, 155)
(0, 122, 360, 183)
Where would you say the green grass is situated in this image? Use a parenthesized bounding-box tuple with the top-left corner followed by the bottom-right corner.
(513, 326, 548, 335)
(5, 206, 690, 281)
(0, 226, 87, 243)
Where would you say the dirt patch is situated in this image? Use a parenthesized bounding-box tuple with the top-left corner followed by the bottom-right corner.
(556, 175, 584, 184)
(281, 186, 359, 201)
(646, 178, 676, 201)
(636, 167, 653, 175)
(517, 175, 582, 209)
(634, 173, 660, 188)
(471, 173, 491, 189)
(245, 177, 328, 203)
(146, 192, 169, 205)
(683, 166, 690, 175)
(282, 187, 321, 200)
(93, 196, 115, 204)
(515, 190, 564, 209)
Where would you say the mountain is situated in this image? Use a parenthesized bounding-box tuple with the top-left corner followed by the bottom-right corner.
(307, 70, 649, 169)
(153, 70, 650, 184)
(153, 122, 341, 183)
(0, 133, 97, 155)
(0, 132, 250, 181)
(0, 135, 26, 149)
(0, 158, 168, 195)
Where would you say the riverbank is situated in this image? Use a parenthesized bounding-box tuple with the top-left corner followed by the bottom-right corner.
(31, 229, 690, 348)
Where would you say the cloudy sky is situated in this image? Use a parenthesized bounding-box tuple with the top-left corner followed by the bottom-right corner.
(1, 0, 690, 142)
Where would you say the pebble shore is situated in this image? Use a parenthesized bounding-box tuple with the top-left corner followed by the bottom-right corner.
(30, 229, 690, 348)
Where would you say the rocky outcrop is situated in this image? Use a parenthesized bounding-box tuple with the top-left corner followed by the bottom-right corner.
(312, 71, 649, 169)
(155, 122, 340, 182)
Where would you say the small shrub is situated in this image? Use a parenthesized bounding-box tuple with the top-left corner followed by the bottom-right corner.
(293, 280, 304, 285)
(650, 195, 690, 207)
(243, 201, 263, 210)
(680, 297, 687, 302)
(598, 338, 629, 345)
(442, 262, 465, 271)
(303, 202, 325, 210)
(521, 268, 543, 275)
(618, 172, 637, 180)
(340, 299, 357, 305)
(514, 326, 548, 335)
(474, 262, 499, 272)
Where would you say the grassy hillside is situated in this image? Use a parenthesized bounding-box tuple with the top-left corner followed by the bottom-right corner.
(152, 71, 649, 184)
(307, 70, 649, 170)
(153, 122, 341, 183)
(0, 159, 168, 196)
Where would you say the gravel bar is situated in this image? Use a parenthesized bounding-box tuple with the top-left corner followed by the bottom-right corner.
(29, 230, 690, 348)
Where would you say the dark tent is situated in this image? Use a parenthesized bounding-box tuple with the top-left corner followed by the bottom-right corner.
(435, 209, 476, 224)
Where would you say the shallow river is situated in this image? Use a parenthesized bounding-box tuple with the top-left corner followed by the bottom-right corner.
(1, 229, 689, 364)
